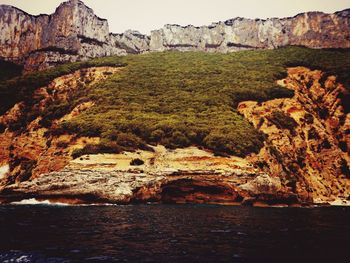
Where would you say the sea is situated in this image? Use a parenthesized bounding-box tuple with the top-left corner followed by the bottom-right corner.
(0, 203, 349, 263)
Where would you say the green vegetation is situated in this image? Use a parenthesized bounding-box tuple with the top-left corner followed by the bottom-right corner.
(340, 158, 350, 179)
(0, 57, 126, 115)
(71, 135, 152, 159)
(33, 46, 79, 55)
(1, 47, 350, 156)
(268, 110, 298, 133)
(0, 60, 23, 81)
(9, 157, 37, 183)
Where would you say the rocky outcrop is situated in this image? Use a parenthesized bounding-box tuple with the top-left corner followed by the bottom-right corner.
(150, 9, 350, 52)
(0, 0, 148, 71)
(0, 0, 349, 71)
(239, 67, 350, 203)
(23, 51, 82, 72)
(0, 66, 120, 184)
(0, 1, 116, 58)
(0, 146, 296, 205)
(111, 30, 150, 54)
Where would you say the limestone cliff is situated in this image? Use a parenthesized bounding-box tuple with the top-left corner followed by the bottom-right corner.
(0, 0, 148, 71)
(0, 0, 349, 71)
(150, 9, 350, 52)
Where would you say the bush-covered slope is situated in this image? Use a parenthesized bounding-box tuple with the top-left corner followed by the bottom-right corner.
(0, 59, 126, 115)
(1, 47, 350, 157)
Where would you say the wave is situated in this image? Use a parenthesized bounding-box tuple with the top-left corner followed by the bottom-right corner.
(9, 198, 132, 207)
(11, 198, 71, 206)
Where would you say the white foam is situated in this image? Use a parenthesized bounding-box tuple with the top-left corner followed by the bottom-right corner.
(9, 198, 123, 207)
(329, 199, 350, 206)
(0, 164, 9, 180)
(11, 198, 70, 206)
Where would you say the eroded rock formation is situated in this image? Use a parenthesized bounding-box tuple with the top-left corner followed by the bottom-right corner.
(239, 67, 350, 203)
(150, 9, 350, 52)
(0, 0, 349, 71)
(0, 66, 119, 184)
(0, 146, 295, 206)
(0, 0, 148, 71)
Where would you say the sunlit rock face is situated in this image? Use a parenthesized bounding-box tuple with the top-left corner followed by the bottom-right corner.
(0, 165, 9, 180)
(0, 66, 120, 184)
(0, 0, 115, 58)
(0, 0, 146, 71)
(150, 9, 350, 52)
(239, 67, 350, 203)
(110, 30, 151, 54)
(0, 0, 349, 70)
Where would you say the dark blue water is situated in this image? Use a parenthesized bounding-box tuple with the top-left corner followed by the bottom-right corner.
(0, 205, 349, 263)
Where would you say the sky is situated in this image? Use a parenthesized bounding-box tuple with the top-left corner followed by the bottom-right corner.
(0, 0, 349, 34)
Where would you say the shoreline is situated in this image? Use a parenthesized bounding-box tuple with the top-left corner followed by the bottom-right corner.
(1, 197, 349, 208)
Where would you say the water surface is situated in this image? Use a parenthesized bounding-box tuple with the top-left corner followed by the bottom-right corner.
(0, 205, 349, 262)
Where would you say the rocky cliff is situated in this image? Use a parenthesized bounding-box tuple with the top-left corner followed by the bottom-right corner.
(150, 9, 350, 52)
(0, 66, 120, 182)
(239, 67, 350, 204)
(0, 0, 149, 71)
(0, 65, 348, 206)
(0, 0, 349, 71)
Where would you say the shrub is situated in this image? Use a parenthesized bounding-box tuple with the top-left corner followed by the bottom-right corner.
(57, 141, 69, 148)
(268, 111, 298, 133)
(10, 158, 37, 182)
(18, 159, 37, 182)
(339, 141, 348, 152)
(340, 158, 350, 178)
(0, 123, 6, 133)
(304, 113, 314, 124)
(130, 158, 144, 166)
(71, 141, 122, 159)
(150, 129, 165, 141)
(268, 145, 283, 163)
(3, 47, 350, 157)
(308, 127, 320, 140)
(170, 130, 191, 148)
(71, 148, 85, 159)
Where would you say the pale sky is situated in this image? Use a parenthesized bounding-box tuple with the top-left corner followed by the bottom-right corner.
(0, 0, 349, 34)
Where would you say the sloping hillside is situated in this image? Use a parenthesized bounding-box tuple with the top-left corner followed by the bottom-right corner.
(0, 47, 349, 205)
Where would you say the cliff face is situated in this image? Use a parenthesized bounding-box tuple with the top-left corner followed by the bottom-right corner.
(0, 0, 349, 71)
(0, 1, 112, 57)
(0, 147, 295, 205)
(0, 0, 148, 71)
(239, 67, 350, 203)
(0, 66, 348, 205)
(150, 10, 350, 52)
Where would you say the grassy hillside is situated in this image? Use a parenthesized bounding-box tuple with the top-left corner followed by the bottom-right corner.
(1, 47, 350, 156)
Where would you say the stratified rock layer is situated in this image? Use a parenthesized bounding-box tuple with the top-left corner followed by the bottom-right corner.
(0, 147, 295, 205)
(150, 9, 350, 52)
(0, 0, 349, 71)
(0, 0, 148, 71)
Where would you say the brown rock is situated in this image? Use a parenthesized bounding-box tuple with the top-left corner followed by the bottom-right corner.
(239, 67, 350, 204)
